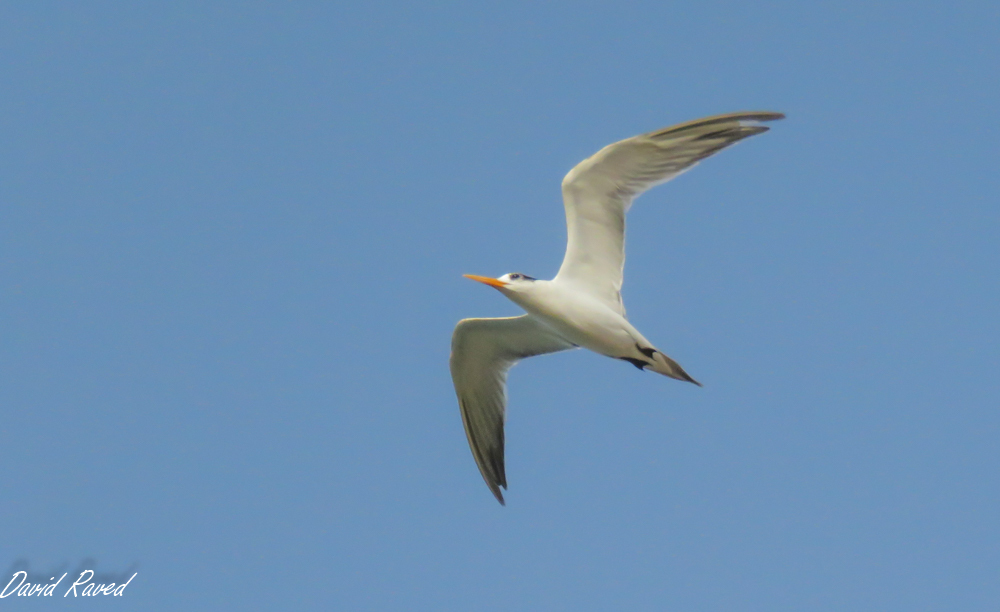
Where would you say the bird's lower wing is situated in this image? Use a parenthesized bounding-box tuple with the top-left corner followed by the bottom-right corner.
(556, 111, 784, 310)
(450, 315, 575, 504)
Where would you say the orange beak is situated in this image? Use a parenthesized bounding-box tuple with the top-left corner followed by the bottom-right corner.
(463, 274, 508, 289)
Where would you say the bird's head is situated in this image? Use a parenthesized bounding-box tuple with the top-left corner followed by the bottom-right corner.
(463, 272, 537, 293)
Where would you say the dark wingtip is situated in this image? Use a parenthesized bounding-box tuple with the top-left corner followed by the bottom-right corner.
(735, 111, 785, 123)
(652, 111, 786, 138)
(680, 371, 702, 387)
(672, 367, 702, 387)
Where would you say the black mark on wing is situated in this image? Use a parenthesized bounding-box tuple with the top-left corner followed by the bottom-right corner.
(620, 357, 651, 370)
(636, 344, 657, 359)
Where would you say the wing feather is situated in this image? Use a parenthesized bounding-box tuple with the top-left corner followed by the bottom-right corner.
(450, 315, 574, 504)
(555, 111, 784, 310)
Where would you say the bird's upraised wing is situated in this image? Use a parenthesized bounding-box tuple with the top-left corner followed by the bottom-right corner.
(555, 111, 784, 312)
(450, 315, 575, 504)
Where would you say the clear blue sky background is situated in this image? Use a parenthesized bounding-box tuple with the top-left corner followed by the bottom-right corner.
(1, 2, 998, 610)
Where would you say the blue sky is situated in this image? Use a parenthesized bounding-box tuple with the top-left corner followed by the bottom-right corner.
(1, 2, 998, 610)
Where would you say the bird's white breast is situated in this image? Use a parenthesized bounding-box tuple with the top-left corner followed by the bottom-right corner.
(504, 281, 637, 358)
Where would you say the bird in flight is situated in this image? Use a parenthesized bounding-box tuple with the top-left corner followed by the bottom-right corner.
(450, 111, 784, 504)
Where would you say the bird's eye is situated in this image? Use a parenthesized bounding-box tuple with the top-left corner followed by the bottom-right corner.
(510, 273, 521, 280)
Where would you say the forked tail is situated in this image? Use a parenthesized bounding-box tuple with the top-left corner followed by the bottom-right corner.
(620, 343, 701, 386)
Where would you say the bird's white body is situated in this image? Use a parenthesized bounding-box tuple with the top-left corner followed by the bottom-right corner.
(451, 111, 783, 504)
(504, 281, 625, 353)
(498, 280, 669, 373)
